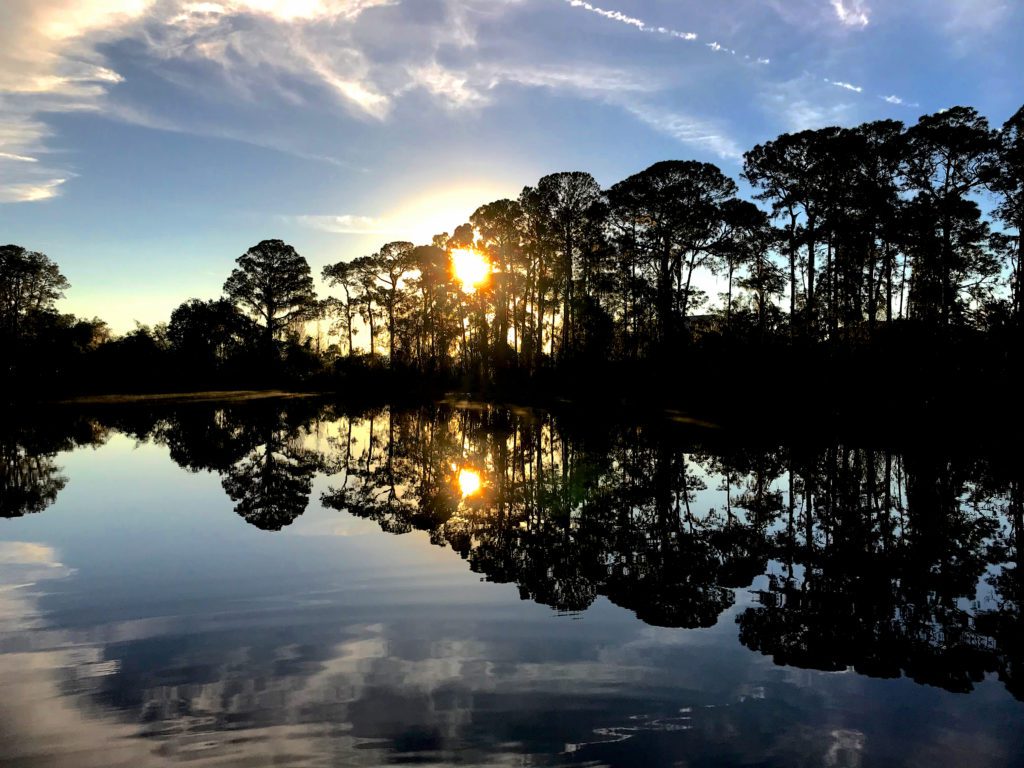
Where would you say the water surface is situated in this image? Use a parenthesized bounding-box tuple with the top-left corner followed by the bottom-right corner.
(2, 400, 1022, 766)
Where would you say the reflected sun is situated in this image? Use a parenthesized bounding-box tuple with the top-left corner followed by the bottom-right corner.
(451, 249, 490, 293)
(457, 467, 483, 498)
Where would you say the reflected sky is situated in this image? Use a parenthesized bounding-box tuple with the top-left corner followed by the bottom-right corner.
(1, 402, 1023, 767)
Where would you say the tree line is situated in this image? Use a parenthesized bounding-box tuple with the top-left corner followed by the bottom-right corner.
(2, 103, 1021, 398)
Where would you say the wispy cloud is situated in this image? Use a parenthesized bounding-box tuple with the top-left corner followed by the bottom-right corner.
(830, 0, 870, 27)
(567, 0, 649, 32)
(941, 0, 1012, 34)
(0, 0, 399, 203)
(151, 3, 393, 119)
(565, 0, 698, 42)
(881, 93, 919, 108)
(291, 214, 387, 235)
(406, 62, 490, 110)
(763, 76, 859, 132)
(0, 177, 67, 203)
(622, 103, 742, 160)
(0, 98, 76, 203)
(826, 78, 864, 93)
(100, 101, 360, 168)
(493, 65, 662, 96)
(2, 0, 940, 210)
(564, 0, 776, 67)
(0, 151, 39, 163)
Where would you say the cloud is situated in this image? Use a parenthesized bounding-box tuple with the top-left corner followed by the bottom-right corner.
(406, 62, 489, 110)
(149, 2, 394, 119)
(563, 0, 782, 77)
(0, 178, 68, 203)
(0, 0, 150, 202)
(826, 79, 864, 93)
(567, 0, 647, 31)
(2, 0, 746, 205)
(493, 65, 663, 97)
(881, 94, 918, 107)
(762, 76, 859, 132)
(830, 0, 870, 27)
(0, 2, 149, 96)
(881, 93, 921, 109)
(0, 0, 398, 203)
(99, 101, 359, 168)
(565, 1, 698, 41)
(0, 151, 39, 163)
(622, 103, 743, 160)
(291, 214, 388, 235)
(2, 0, 927, 209)
(397, 52, 741, 163)
(941, 0, 1012, 34)
(0, 105, 72, 203)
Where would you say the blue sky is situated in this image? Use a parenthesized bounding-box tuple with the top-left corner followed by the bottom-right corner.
(1, 0, 1020, 330)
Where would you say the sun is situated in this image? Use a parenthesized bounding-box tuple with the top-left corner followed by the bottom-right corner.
(451, 249, 490, 293)
(457, 467, 483, 498)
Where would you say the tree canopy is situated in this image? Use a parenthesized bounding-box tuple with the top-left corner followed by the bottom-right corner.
(223, 239, 316, 350)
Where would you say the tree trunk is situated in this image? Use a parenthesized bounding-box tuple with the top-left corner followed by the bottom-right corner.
(806, 215, 816, 335)
(561, 229, 573, 362)
(789, 210, 798, 335)
(726, 261, 734, 333)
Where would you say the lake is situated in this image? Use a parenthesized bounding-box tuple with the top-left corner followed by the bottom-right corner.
(1, 398, 1022, 767)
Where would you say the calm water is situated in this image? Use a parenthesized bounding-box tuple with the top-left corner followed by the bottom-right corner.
(1, 399, 1022, 767)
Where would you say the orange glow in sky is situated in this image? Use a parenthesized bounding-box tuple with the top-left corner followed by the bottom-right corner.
(451, 249, 490, 293)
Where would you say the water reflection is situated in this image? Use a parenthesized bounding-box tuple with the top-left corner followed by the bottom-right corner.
(1, 400, 1022, 765)
(1, 441, 67, 518)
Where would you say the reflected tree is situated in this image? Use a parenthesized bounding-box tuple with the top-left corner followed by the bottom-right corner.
(0, 440, 68, 518)
(11, 401, 1022, 700)
(212, 407, 323, 531)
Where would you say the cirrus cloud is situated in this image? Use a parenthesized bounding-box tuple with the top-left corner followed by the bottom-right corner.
(830, 0, 870, 27)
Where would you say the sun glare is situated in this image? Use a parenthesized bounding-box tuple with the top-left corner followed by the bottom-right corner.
(451, 249, 490, 293)
(457, 467, 483, 498)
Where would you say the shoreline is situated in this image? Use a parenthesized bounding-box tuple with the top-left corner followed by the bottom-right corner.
(53, 390, 324, 405)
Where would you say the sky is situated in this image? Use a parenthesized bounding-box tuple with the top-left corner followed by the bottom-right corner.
(0, 0, 1021, 331)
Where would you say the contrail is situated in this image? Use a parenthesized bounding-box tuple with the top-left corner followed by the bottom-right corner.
(566, 1, 698, 43)
(564, 0, 771, 64)
(564, 0, 926, 109)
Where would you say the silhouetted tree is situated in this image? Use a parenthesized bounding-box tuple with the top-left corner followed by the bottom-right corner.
(471, 199, 523, 364)
(535, 172, 604, 361)
(373, 241, 416, 363)
(608, 161, 737, 349)
(991, 106, 1024, 326)
(901, 107, 997, 327)
(167, 298, 247, 375)
(321, 260, 360, 355)
(0, 245, 69, 342)
(223, 240, 315, 353)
